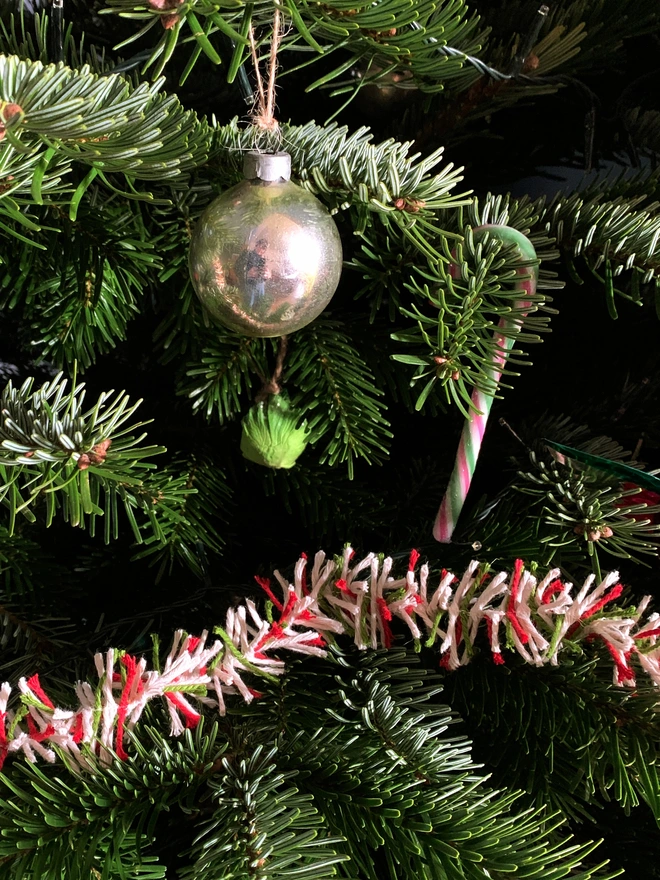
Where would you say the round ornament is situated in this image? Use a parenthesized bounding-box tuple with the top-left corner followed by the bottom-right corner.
(189, 152, 343, 337)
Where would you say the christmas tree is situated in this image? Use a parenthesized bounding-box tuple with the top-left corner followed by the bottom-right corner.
(1, 0, 660, 876)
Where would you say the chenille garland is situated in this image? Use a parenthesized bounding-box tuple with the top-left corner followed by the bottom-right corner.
(2, 547, 660, 771)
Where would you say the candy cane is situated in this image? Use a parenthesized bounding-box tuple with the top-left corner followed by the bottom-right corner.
(433, 225, 539, 543)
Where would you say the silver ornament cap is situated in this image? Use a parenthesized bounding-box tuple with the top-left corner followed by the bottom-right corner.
(243, 151, 291, 182)
(188, 151, 342, 338)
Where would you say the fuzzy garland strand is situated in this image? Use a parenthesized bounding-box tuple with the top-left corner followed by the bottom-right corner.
(1, 548, 659, 770)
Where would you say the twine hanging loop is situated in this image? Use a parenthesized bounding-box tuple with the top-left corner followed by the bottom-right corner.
(249, 6, 282, 132)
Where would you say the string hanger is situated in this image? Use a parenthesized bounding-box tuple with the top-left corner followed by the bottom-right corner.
(249, 5, 283, 134)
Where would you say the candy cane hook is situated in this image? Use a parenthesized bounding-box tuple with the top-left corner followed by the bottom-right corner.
(433, 225, 539, 543)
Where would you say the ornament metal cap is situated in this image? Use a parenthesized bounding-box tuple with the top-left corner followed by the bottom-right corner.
(243, 151, 291, 182)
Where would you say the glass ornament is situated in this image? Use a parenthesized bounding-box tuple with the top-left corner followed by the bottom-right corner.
(240, 394, 309, 468)
(189, 152, 343, 337)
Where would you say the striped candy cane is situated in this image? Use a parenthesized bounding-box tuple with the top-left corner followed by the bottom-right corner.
(433, 225, 539, 543)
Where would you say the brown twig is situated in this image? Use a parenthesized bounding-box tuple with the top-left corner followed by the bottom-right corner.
(256, 335, 288, 402)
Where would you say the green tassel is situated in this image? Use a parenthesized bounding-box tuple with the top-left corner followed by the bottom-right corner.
(241, 394, 309, 469)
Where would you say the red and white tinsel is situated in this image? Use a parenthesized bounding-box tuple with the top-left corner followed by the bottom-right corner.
(1, 547, 659, 770)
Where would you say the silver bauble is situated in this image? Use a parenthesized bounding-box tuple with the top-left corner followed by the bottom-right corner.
(189, 152, 343, 337)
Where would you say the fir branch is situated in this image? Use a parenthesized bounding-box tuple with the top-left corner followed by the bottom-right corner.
(521, 0, 659, 75)
(101, 0, 486, 92)
(352, 195, 559, 415)
(516, 445, 660, 565)
(133, 454, 232, 580)
(4, 54, 207, 177)
(185, 746, 345, 879)
(0, 594, 76, 683)
(0, 53, 209, 236)
(286, 317, 392, 478)
(403, 2, 659, 149)
(343, 662, 607, 879)
(0, 602, 70, 661)
(181, 332, 271, 424)
(465, 493, 587, 570)
(260, 463, 376, 538)
(622, 106, 660, 158)
(463, 416, 660, 568)
(485, 12, 586, 79)
(284, 0, 485, 96)
(391, 222, 551, 413)
(0, 722, 222, 878)
(100, 0, 250, 80)
(0, 7, 113, 72)
(0, 373, 202, 551)
(0, 197, 158, 369)
(0, 528, 63, 599)
(271, 650, 620, 879)
(413, 15, 585, 145)
(444, 655, 660, 825)
(155, 278, 209, 365)
(262, 452, 448, 547)
(0, 372, 151, 466)
(519, 181, 660, 311)
(0, 644, 624, 879)
(213, 118, 471, 222)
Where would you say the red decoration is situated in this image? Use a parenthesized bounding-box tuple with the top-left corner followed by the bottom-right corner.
(618, 482, 660, 524)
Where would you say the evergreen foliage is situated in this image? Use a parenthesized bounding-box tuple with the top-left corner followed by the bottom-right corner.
(444, 656, 660, 825)
(1, 0, 660, 877)
(0, 649, 629, 879)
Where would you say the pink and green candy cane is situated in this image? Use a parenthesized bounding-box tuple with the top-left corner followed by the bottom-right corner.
(433, 225, 539, 543)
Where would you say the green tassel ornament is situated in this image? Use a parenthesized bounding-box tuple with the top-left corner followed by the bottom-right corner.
(241, 394, 309, 469)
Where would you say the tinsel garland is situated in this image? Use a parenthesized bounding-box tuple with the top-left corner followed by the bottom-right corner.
(2, 547, 659, 771)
